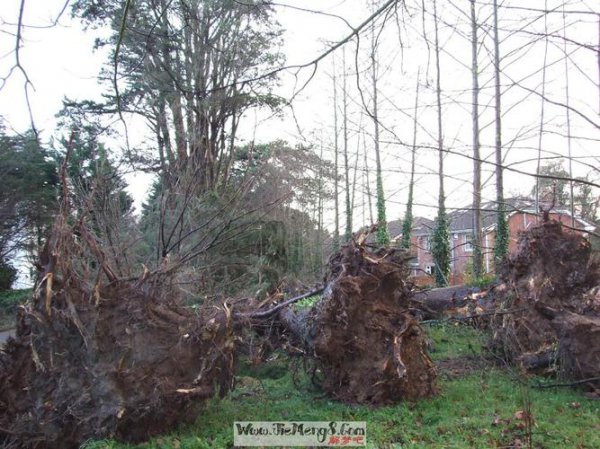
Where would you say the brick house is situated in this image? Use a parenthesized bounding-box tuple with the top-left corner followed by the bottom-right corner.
(389, 197, 597, 286)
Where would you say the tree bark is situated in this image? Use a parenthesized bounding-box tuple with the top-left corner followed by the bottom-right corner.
(332, 60, 340, 250)
(492, 0, 508, 265)
(470, 0, 483, 278)
(370, 4, 389, 245)
(342, 48, 352, 242)
(402, 69, 420, 250)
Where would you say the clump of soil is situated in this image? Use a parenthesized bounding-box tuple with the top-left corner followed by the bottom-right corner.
(283, 234, 438, 404)
(491, 219, 600, 386)
(0, 219, 235, 448)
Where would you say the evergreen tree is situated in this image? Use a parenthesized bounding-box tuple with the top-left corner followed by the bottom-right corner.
(0, 122, 58, 282)
(71, 0, 284, 191)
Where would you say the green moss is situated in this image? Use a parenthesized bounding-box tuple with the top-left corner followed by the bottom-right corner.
(294, 294, 321, 310)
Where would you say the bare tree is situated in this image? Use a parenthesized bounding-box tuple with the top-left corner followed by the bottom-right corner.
(363, 135, 374, 226)
(492, 0, 508, 265)
(332, 59, 341, 250)
(369, 4, 390, 245)
(342, 48, 353, 242)
(401, 69, 420, 251)
(431, 0, 450, 287)
(470, 0, 483, 279)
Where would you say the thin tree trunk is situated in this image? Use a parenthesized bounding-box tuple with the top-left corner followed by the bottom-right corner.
(317, 138, 325, 276)
(431, 0, 450, 287)
(492, 0, 508, 265)
(342, 48, 352, 242)
(434, 0, 444, 213)
(350, 136, 360, 215)
(333, 60, 340, 250)
(363, 136, 374, 226)
(158, 0, 187, 166)
(470, 0, 483, 278)
(401, 69, 420, 250)
(370, 11, 389, 245)
(535, 1, 549, 222)
(563, 5, 575, 227)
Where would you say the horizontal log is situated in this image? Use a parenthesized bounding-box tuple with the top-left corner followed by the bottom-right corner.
(412, 285, 475, 304)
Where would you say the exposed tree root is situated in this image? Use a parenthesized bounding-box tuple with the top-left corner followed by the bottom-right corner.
(490, 219, 600, 387)
(0, 216, 236, 448)
(277, 232, 438, 404)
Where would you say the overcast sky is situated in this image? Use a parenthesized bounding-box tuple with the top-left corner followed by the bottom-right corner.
(1, 0, 598, 230)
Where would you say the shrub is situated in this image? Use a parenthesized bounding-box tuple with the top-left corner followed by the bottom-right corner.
(0, 289, 31, 314)
(0, 262, 17, 292)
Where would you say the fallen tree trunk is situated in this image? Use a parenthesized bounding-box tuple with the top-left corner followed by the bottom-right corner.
(413, 285, 475, 304)
(410, 285, 497, 323)
(410, 287, 469, 320)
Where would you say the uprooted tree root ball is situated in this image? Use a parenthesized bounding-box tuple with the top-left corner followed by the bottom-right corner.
(279, 234, 438, 404)
(0, 220, 236, 449)
(549, 311, 600, 387)
(490, 219, 600, 386)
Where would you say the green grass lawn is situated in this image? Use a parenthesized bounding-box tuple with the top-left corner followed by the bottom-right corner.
(84, 323, 600, 449)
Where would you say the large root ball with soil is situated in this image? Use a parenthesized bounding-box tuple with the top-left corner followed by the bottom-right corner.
(552, 311, 600, 388)
(301, 240, 438, 404)
(0, 226, 235, 448)
(490, 219, 600, 382)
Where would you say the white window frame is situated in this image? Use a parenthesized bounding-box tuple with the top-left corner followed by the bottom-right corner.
(464, 235, 473, 252)
(421, 236, 432, 252)
(425, 264, 435, 275)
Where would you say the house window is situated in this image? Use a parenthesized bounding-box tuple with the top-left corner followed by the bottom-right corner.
(464, 235, 473, 252)
(421, 236, 432, 252)
(425, 264, 435, 275)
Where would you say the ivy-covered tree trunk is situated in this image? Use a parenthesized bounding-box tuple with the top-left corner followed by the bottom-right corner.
(432, 0, 450, 286)
(432, 209, 451, 287)
(492, 0, 508, 266)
